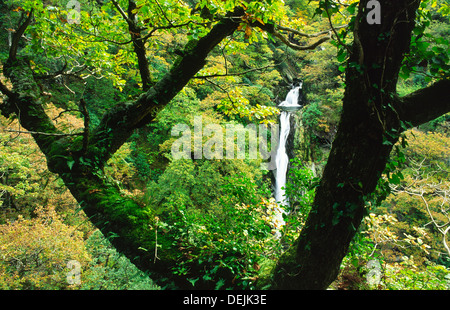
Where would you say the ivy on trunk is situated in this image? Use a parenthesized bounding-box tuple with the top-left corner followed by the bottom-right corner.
(271, 0, 450, 289)
(1, 0, 449, 290)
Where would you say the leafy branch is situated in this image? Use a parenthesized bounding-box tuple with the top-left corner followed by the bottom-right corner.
(391, 180, 450, 257)
(3, 129, 83, 137)
(323, 0, 352, 54)
(193, 62, 280, 79)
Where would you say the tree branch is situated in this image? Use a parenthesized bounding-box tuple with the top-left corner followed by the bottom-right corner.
(154, 0, 174, 26)
(33, 62, 68, 80)
(391, 176, 450, 257)
(0, 79, 14, 98)
(80, 99, 90, 154)
(110, 0, 152, 90)
(396, 79, 450, 127)
(3, 129, 83, 137)
(110, 0, 132, 24)
(86, 7, 244, 168)
(1, 60, 72, 173)
(127, 0, 152, 90)
(252, 21, 332, 51)
(324, 0, 351, 54)
(272, 33, 331, 51)
(276, 24, 347, 38)
(9, 10, 33, 62)
(192, 62, 279, 79)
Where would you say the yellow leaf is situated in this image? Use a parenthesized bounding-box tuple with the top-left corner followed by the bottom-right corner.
(245, 25, 252, 38)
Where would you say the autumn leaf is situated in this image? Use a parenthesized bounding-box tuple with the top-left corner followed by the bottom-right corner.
(255, 17, 265, 25)
(244, 25, 252, 38)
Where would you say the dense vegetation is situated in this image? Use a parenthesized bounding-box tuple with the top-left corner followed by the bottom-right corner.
(0, 0, 449, 290)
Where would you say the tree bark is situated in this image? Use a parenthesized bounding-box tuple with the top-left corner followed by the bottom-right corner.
(1, 1, 449, 290)
(112, 0, 153, 91)
(271, 0, 450, 289)
(1, 7, 243, 289)
(86, 8, 243, 168)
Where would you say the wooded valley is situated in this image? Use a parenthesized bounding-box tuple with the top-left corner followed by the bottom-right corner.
(0, 0, 449, 290)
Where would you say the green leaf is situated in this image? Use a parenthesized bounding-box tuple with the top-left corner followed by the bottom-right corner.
(67, 160, 75, 170)
(337, 49, 347, 62)
(389, 173, 401, 185)
(346, 2, 358, 15)
(187, 277, 199, 286)
(215, 278, 226, 290)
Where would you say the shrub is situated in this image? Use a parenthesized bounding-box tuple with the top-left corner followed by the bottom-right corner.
(0, 206, 90, 289)
(81, 230, 159, 290)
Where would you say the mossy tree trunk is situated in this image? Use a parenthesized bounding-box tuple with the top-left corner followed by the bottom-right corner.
(1, 7, 243, 289)
(1, 1, 449, 290)
(271, 0, 450, 289)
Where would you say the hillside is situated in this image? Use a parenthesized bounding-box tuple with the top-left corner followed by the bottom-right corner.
(0, 0, 449, 290)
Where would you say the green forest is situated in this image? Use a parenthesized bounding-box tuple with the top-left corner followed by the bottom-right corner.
(0, 0, 449, 291)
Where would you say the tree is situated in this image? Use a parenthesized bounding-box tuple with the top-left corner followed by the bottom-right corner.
(0, 0, 250, 287)
(0, 0, 286, 288)
(271, 0, 450, 289)
(0, 0, 449, 289)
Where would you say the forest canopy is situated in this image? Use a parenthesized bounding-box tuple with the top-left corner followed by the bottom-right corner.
(0, 0, 449, 290)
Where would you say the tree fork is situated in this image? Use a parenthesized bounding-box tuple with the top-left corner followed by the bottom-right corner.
(0, 6, 244, 288)
(270, 0, 450, 289)
(2, 0, 449, 291)
(86, 7, 244, 168)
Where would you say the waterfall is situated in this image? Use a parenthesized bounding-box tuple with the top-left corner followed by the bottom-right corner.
(274, 110, 291, 205)
(272, 83, 302, 231)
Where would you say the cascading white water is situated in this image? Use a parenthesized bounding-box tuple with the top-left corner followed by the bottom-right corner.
(272, 84, 302, 230)
(274, 110, 291, 205)
(279, 86, 301, 109)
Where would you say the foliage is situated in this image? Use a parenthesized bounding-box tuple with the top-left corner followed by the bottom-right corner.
(0, 114, 84, 222)
(0, 206, 91, 289)
(400, 0, 450, 82)
(104, 142, 138, 189)
(281, 159, 318, 246)
(403, 129, 450, 164)
(193, 41, 283, 123)
(384, 258, 450, 290)
(0, 0, 449, 291)
(336, 212, 450, 290)
(81, 230, 159, 290)
(0, 115, 157, 290)
(0, 206, 160, 290)
(147, 171, 275, 289)
(336, 125, 450, 290)
(0, 131, 40, 210)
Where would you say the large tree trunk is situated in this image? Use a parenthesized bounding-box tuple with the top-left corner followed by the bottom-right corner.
(271, 0, 450, 289)
(1, 7, 243, 289)
(1, 1, 449, 290)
